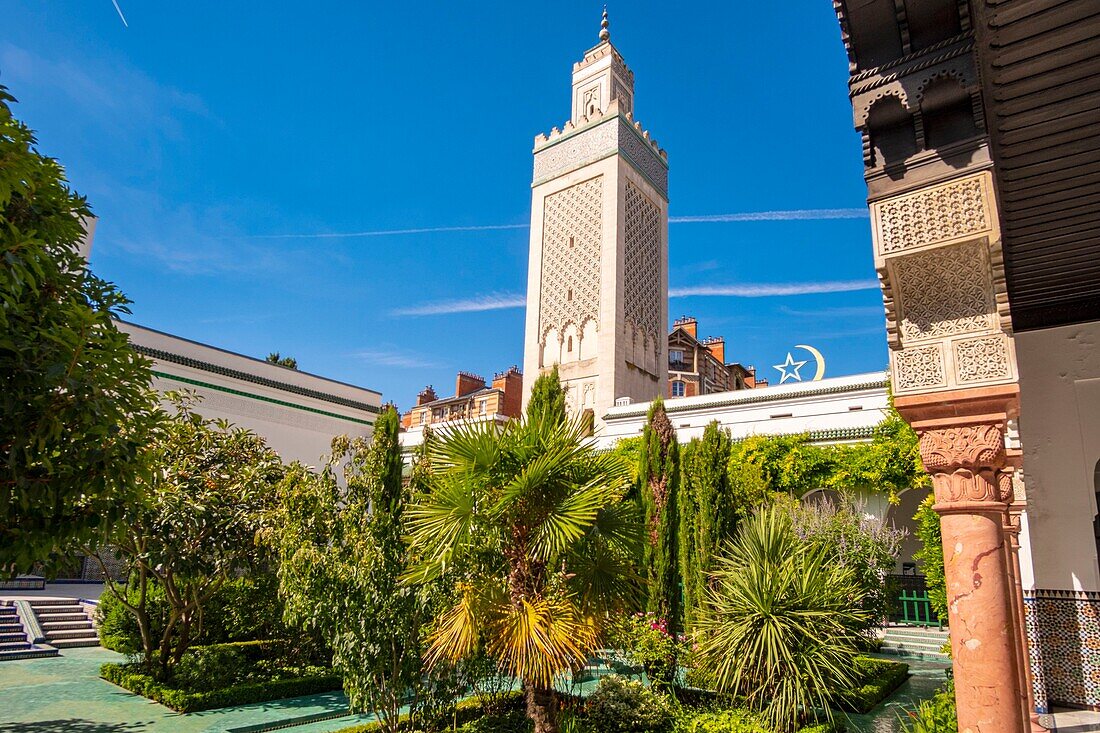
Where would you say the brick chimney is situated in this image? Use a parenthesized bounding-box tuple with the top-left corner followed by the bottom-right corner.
(703, 336, 725, 363)
(416, 386, 437, 406)
(455, 371, 486, 397)
(673, 315, 697, 339)
(492, 366, 524, 418)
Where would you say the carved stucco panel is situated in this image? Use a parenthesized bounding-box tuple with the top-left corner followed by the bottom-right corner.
(893, 344, 947, 391)
(624, 182, 661, 347)
(533, 122, 617, 182)
(953, 334, 1012, 384)
(874, 175, 991, 255)
(617, 119, 668, 196)
(539, 177, 602, 341)
(893, 241, 994, 343)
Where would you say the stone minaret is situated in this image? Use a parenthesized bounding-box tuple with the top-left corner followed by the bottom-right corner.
(522, 11, 669, 429)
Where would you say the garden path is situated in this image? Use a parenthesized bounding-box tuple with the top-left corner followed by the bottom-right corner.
(840, 655, 951, 733)
(0, 647, 359, 733)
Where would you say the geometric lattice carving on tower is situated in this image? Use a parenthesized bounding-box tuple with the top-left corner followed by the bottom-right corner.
(539, 176, 603, 340)
(624, 182, 661, 343)
(894, 241, 994, 343)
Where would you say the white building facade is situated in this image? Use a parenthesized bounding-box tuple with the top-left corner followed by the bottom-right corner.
(119, 321, 380, 468)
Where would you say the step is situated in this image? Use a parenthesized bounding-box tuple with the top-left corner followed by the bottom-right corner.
(0, 646, 59, 662)
(883, 633, 950, 645)
(28, 599, 80, 607)
(880, 643, 950, 660)
(46, 629, 98, 641)
(0, 606, 17, 615)
(34, 612, 86, 622)
(49, 638, 100, 649)
(0, 633, 26, 644)
(0, 624, 23, 633)
(0, 641, 31, 651)
(41, 619, 92, 629)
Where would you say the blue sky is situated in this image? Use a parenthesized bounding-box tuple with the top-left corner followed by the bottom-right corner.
(2, 2, 886, 410)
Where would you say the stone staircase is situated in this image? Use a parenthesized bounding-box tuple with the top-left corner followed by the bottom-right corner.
(0, 602, 59, 661)
(879, 624, 951, 661)
(29, 599, 99, 649)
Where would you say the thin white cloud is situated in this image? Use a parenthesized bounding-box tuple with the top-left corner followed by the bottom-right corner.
(392, 293, 527, 317)
(670, 280, 879, 298)
(669, 209, 869, 223)
(232, 209, 869, 240)
(351, 349, 441, 369)
(778, 305, 885, 318)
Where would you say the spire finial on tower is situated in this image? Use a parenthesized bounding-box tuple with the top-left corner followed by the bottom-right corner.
(599, 7, 610, 42)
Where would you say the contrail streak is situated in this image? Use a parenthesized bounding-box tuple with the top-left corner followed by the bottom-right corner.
(250, 224, 528, 240)
(241, 209, 868, 240)
(669, 209, 869, 223)
(392, 293, 527, 317)
(670, 280, 879, 297)
(111, 0, 129, 27)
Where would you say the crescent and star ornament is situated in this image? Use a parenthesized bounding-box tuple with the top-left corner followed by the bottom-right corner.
(773, 345, 826, 384)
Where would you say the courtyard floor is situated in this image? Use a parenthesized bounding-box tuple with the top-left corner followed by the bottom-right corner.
(0, 647, 363, 733)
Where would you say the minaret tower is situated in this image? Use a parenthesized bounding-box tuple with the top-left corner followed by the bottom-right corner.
(522, 10, 669, 428)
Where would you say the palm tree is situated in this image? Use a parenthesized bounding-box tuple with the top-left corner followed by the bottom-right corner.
(693, 507, 869, 733)
(404, 414, 642, 733)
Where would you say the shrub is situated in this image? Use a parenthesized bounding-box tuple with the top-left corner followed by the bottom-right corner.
(670, 709, 842, 733)
(585, 675, 672, 733)
(835, 656, 910, 713)
(457, 710, 532, 733)
(100, 661, 341, 713)
(693, 507, 869, 733)
(171, 645, 250, 692)
(903, 681, 957, 733)
(609, 613, 684, 687)
(912, 494, 948, 622)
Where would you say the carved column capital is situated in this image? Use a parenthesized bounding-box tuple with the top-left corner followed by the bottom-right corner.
(919, 423, 1013, 511)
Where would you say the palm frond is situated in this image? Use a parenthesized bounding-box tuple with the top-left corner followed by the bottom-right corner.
(485, 595, 597, 689)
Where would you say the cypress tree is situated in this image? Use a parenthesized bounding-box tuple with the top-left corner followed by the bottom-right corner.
(526, 365, 567, 426)
(680, 421, 735, 630)
(639, 398, 681, 633)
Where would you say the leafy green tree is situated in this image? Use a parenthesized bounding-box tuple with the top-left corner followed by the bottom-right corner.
(404, 414, 642, 733)
(266, 352, 298, 369)
(88, 394, 284, 680)
(270, 407, 448, 733)
(639, 398, 681, 634)
(679, 421, 737, 631)
(694, 507, 869, 732)
(913, 493, 947, 621)
(526, 365, 566, 425)
(0, 85, 159, 574)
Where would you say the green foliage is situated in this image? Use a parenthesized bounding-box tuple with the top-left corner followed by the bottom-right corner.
(100, 658, 340, 713)
(585, 675, 673, 733)
(785, 493, 906, 632)
(679, 422, 740, 631)
(724, 409, 927, 501)
(270, 406, 446, 733)
(526, 365, 567, 426)
(0, 85, 160, 574)
(912, 494, 947, 621)
(609, 613, 683, 689)
(639, 399, 682, 636)
(90, 395, 284, 680)
(404, 411, 642, 733)
(669, 708, 841, 733)
(834, 656, 910, 713)
(608, 436, 644, 485)
(693, 507, 869, 733)
(172, 645, 251, 692)
(457, 711, 532, 733)
(903, 681, 957, 733)
(265, 352, 298, 369)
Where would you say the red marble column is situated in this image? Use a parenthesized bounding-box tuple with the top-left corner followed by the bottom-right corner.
(918, 422, 1026, 733)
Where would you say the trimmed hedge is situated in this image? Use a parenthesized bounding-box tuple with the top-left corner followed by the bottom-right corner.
(835, 656, 910, 713)
(334, 692, 525, 732)
(100, 662, 341, 713)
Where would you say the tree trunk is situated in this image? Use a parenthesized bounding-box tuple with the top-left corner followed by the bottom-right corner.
(525, 683, 559, 733)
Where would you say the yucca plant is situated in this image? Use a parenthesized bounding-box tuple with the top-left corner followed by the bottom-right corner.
(693, 507, 869, 732)
(404, 413, 643, 733)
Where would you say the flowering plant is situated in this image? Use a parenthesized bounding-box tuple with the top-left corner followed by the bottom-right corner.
(608, 612, 685, 688)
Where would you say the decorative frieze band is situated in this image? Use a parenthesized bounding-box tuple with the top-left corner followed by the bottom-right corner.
(873, 174, 991, 256)
(533, 116, 668, 197)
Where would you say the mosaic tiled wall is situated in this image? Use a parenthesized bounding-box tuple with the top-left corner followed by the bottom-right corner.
(1024, 589, 1100, 712)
